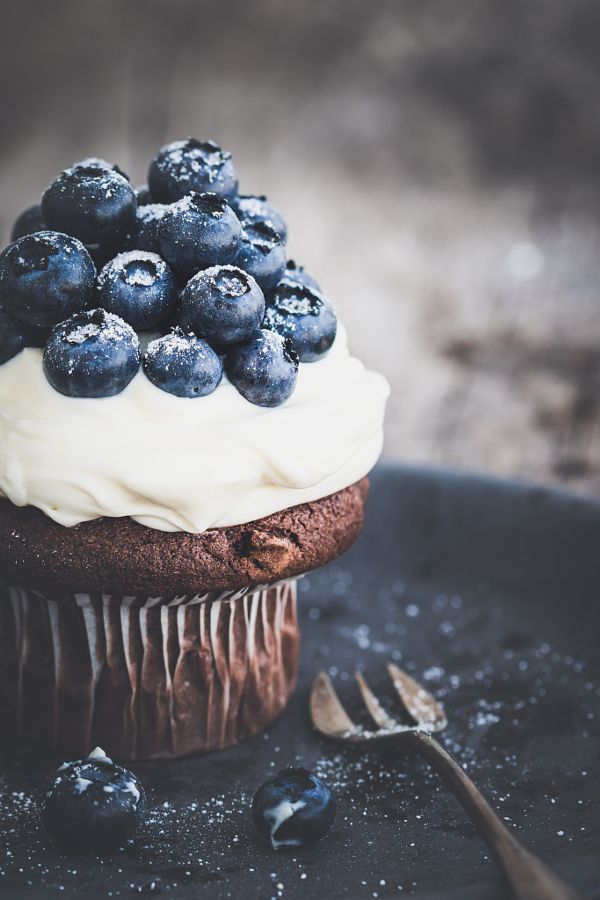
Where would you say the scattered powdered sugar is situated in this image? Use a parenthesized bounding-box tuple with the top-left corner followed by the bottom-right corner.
(65, 322, 102, 345)
(0, 563, 597, 897)
(267, 282, 323, 320)
(136, 204, 168, 224)
(166, 192, 228, 221)
(59, 310, 139, 349)
(144, 330, 205, 368)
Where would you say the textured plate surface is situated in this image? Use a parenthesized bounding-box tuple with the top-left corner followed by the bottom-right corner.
(1, 463, 599, 899)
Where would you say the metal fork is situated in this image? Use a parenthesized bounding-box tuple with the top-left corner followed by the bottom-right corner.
(310, 663, 584, 900)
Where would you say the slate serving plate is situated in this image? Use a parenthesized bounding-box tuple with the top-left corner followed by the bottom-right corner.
(0, 463, 599, 899)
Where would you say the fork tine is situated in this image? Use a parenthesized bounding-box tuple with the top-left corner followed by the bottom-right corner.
(386, 662, 448, 731)
(310, 671, 356, 737)
(354, 671, 399, 731)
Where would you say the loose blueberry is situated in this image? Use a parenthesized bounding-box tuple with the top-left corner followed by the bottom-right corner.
(0, 309, 28, 364)
(225, 328, 298, 407)
(125, 203, 169, 254)
(157, 192, 241, 276)
(11, 203, 46, 241)
(96, 251, 178, 331)
(180, 264, 265, 346)
(42, 163, 137, 257)
(232, 195, 287, 242)
(264, 281, 337, 362)
(234, 220, 286, 295)
(143, 328, 223, 398)
(282, 259, 321, 292)
(135, 184, 154, 206)
(42, 746, 145, 852)
(252, 767, 336, 850)
(0, 231, 95, 328)
(43, 308, 140, 398)
(148, 138, 238, 203)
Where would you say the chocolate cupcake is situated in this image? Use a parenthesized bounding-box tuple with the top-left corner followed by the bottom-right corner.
(0, 143, 389, 759)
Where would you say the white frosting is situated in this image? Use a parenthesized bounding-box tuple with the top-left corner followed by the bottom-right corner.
(0, 326, 389, 533)
(267, 798, 306, 849)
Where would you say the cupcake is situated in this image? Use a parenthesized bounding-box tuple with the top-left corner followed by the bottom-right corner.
(0, 142, 389, 759)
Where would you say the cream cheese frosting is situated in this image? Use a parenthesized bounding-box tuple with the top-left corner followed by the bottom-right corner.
(0, 326, 389, 532)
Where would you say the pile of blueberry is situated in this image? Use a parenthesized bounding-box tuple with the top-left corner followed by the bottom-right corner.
(0, 140, 337, 406)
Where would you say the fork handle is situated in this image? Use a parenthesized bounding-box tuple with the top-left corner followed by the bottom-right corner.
(406, 730, 584, 900)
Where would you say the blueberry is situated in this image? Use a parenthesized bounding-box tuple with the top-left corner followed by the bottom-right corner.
(143, 328, 223, 398)
(232, 195, 287, 242)
(11, 203, 46, 241)
(148, 138, 238, 203)
(42, 162, 137, 257)
(234, 220, 286, 295)
(264, 281, 337, 362)
(225, 328, 298, 407)
(0, 231, 95, 328)
(180, 265, 265, 346)
(252, 767, 336, 850)
(42, 747, 145, 852)
(135, 184, 154, 206)
(96, 251, 178, 330)
(282, 259, 321, 292)
(157, 192, 241, 276)
(0, 309, 28, 364)
(43, 308, 140, 398)
(126, 203, 169, 254)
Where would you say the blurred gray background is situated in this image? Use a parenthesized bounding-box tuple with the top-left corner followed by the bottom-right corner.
(2, 0, 600, 494)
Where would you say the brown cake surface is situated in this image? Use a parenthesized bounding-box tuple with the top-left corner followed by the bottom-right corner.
(0, 478, 368, 595)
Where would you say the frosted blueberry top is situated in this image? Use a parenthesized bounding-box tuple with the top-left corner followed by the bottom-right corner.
(0, 138, 389, 532)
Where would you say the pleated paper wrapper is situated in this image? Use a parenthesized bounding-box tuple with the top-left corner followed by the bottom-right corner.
(0, 579, 299, 759)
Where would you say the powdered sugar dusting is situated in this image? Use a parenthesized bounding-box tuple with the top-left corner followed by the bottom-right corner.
(156, 138, 231, 183)
(97, 251, 166, 289)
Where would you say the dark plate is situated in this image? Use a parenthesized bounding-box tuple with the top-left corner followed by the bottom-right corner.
(1, 464, 599, 899)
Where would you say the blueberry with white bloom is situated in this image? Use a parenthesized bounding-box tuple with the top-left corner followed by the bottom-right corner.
(148, 138, 238, 203)
(43, 308, 140, 398)
(225, 328, 298, 407)
(0, 231, 95, 328)
(281, 259, 321, 292)
(234, 220, 286, 295)
(252, 767, 336, 850)
(96, 251, 178, 331)
(126, 203, 169, 254)
(42, 162, 137, 258)
(232, 194, 287, 242)
(263, 281, 337, 362)
(180, 264, 265, 346)
(144, 327, 223, 398)
(42, 747, 146, 852)
(157, 192, 241, 276)
(11, 203, 46, 241)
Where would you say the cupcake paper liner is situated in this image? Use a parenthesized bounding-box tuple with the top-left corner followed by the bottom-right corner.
(0, 579, 299, 759)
